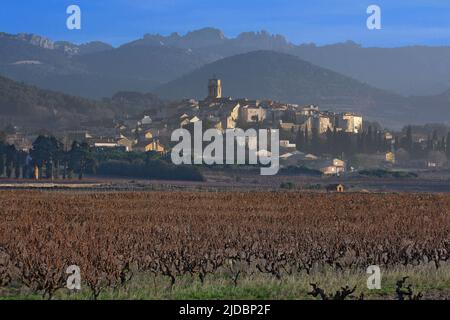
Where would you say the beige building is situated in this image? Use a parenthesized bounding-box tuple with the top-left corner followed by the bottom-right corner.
(385, 151, 396, 164)
(312, 115, 333, 134)
(336, 113, 363, 133)
(224, 103, 240, 129)
(298, 105, 320, 117)
(198, 79, 241, 130)
(279, 140, 296, 149)
(241, 105, 266, 124)
(117, 136, 134, 152)
(134, 139, 166, 153)
(208, 78, 222, 99)
(317, 158, 346, 175)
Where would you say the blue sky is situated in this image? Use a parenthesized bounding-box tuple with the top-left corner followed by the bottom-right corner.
(1, 0, 450, 47)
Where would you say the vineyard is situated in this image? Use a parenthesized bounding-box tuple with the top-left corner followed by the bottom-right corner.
(0, 190, 450, 299)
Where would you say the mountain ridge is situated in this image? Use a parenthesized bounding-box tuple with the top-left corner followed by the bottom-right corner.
(155, 50, 448, 128)
(3, 28, 450, 98)
(1, 28, 450, 127)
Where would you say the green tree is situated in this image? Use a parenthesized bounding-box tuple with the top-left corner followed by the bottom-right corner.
(70, 141, 95, 180)
(5, 144, 17, 178)
(405, 126, 413, 153)
(14, 150, 27, 179)
(296, 129, 305, 152)
(30, 135, 62, 179)
(0, 142, 5, 177)
(304, 125, 309, 152)
(325, 127, 333, 155)
(446, 132, 450, 159)
(310, 127, 320, 154)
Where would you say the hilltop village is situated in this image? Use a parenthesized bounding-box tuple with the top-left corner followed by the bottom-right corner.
(79, 78, 364, 174)
(4, 79, 450, 177)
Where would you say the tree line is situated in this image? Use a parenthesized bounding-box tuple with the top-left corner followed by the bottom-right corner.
(295, 125, 392, 158)
(0, 134, 204, 182)
(293, 124, 450, 162)
(0, 135, 94, 180)
(398, 125, 450, 160)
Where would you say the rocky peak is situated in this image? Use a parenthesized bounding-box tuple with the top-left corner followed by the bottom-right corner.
(16, 33, 55, 49)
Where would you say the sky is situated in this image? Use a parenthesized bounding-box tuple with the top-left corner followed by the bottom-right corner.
(1, 0, 450, 47)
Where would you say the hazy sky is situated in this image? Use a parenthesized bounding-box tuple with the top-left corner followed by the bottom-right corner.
(1, 0, 450, 47)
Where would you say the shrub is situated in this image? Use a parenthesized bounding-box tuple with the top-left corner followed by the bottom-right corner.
(280, 182, 296, 190)
(359, 169, 417, 179)
(96, 159, 204, 181)
(280, 166, 323, 176)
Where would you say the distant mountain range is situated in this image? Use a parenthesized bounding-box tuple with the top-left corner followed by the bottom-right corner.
(3, 28, 450, 96)
(0, 31, 214, 98)
(1, 28, 450, 127)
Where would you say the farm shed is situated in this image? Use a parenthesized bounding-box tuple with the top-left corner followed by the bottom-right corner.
(326, 184, 345, 193)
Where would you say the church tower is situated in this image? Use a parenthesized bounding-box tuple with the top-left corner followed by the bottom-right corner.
(208, 78, 222, 99)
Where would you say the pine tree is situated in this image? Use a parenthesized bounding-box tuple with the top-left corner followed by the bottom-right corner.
(296, 129, 305, 152)
(304, 125, 309, 153)
(326, 127, 333, 155)
(367, 126, 373, 153)
(311, 128, 320, 154)
(446, 132, 450, 159)
(405, 126, 413, 152)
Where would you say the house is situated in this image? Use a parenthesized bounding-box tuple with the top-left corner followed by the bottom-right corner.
(241, 105, 266, 124)
(181, 116, 201, 128)
(315, 158, 346, 175)
(304, 154, 319, 161)
(425, 151, 447, 168)
(190, 116, 201, 123)
(146, 139, 166, 153)
(384, 132, 393, 140)
(89, 138, 127, 152)
(222, 102, 240, 129)
(144, 129, 157, 140)
(180, 118, 190, 128)
(279, 140, 296, 149)
(332, 158, 345, 167)
(326, 184, 345, 193)
(385, 152, 396, 164)
(335, 113, 363, 134)
(321, 165, 342, 175)
(134, 139, 166, 153)
(280, 151, 306, 167)
(116, 135, 134, 152)
(139, 115, 152, 126)
(311, 114, 333, 134)
(427, 161, 437, 168)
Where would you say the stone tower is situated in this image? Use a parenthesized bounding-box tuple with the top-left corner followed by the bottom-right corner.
(208, 78, 222, 99)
